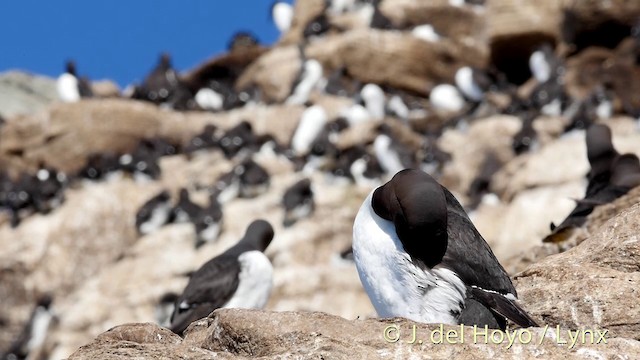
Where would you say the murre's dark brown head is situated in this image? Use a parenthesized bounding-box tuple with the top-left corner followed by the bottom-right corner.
(372, 169, 448, 268)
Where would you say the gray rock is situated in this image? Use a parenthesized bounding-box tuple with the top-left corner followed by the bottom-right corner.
(0, 71, 58, 118)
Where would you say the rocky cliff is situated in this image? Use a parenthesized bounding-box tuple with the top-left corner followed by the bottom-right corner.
(2, 0, 640, 359)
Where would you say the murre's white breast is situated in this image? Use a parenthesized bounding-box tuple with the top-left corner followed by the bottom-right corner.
(273, 2, 294, 33)
(57, 73, 80, 103)
(292, 105, 327, 156)
(223, 251, 273, 309)
(430, 84, 465, 112)
(455, 67, 483, 102)
(529, 51, 551, 83)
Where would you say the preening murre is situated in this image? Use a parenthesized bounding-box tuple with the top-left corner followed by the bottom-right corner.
(352, 169, 538, 330)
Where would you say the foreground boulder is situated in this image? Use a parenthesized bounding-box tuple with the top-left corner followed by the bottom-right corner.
(69, 309, 639, 360)
(0, 71, 58, 118)
(515, 197, 640, 340)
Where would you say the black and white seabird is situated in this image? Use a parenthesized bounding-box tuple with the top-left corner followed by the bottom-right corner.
(360, 83, 386, 121)
(329, 145, 384, 187)
(545, 153, 640, 243)
(272, 1, 294, 33)
(237, 158, 271, 198)
(31, 165, 67, 214)
(120, 139, 168, 182)
(56, 60, 92, 103)
(2, 173, 34, 228)
(282, 178, 315, 227)
(194, 86, 225, 112)
(133, 53, 181, 105)
(169, 219, 274, 335)
(512, 110, 539, 155)
(291, 105, 328, 156)
(429, 84, 466, 113)
(454, 66, 490, 103)
(528, 44, 560, 84)
(339, 83, 386, 125)
(218, 121, 256, 159)
(307, 120, 345, 161)
(352, 169, 538, 329)
(135, 190, 173, 235)
(545, 125, 640, 243)
(420, 135, 452, 178)
(212, 170, 241, 205)
(193, 193, 224, 248)
(4, 294, 55, 360)
(185, 124, 219, 154)
(78, 152, 119, 181)
(286, 57, 324, 105)
(373, 124, 418, 177)
(467, 152, 502, 210)
(172, 188, 203, 223)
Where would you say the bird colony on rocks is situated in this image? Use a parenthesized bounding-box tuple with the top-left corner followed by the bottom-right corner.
(3, 0, 640, 359)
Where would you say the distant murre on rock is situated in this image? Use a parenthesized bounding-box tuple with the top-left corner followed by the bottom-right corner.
(282, 178, 315, 227)
(56, 60, 93, 103)
(169, 219, 274, 335)
(135, 190, 173, 235)
(4, 294, 55, 360)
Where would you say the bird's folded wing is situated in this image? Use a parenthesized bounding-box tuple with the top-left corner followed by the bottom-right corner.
(470, 286, 539, 328)
(170, 255, 241, 334)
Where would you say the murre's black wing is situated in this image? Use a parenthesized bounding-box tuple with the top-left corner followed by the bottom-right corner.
(439, 188, 538, 328)
(466, 286, 538, 328)
(169, 255, 240, 335)
(439, 188, 516, 295)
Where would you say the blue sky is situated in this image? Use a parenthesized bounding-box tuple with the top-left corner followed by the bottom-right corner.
(0, 1, 293, 87)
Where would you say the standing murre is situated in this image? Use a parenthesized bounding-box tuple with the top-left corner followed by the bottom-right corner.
(544, 124, 640, 243)
(135, 190, 173, 235)
(218, 121, 256, 159)
(454, 66, 489, 102)
(169, 219, 274, 335)
(429, 84, 466, 113)
(373, 124, 417, 177)
(237, 158, 271, 198)
(545, 153, 640, 243)
(360, 83, 386, 121)
(4, 294, 55, 360)
(528, 44, 559, 84)
(193, 193, 224, 248)
(286, 56, 324, 105)
(291, 105, 329, 156)
(352, 169, 538, 329)
(132, 53, 181, 105)
(272, 1, 294, 33)
(56, 60, 92, 103)
(172, 188, 203, 223)
(339, 83, 386, 126)
(282, 178, 315, 227)
(195, 87, 225, 111)
(185, 124, 219, 154)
